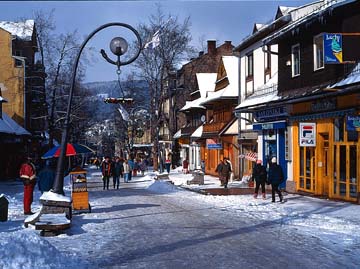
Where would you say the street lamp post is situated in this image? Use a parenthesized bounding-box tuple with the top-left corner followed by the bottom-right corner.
(52, 22, 142, 195)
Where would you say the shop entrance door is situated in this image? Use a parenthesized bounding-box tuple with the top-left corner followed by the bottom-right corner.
(333, 144, 358, 200)
(319, 133, 330, 195)
(299, 147, 315, 192)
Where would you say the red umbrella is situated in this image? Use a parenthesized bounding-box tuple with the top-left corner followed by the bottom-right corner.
(42, 143, 94, 159)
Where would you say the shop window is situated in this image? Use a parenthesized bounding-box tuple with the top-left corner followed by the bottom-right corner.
(339, 145, 346, 196)
(333, 146, 337, 194)
(350, 145, 357, 198)
(313, 34, 324, 71)
(334, 118, 344, 142)
(300, 147, 304, 188)
(291, 44, 300, 77)
(347, 130, 358, 141)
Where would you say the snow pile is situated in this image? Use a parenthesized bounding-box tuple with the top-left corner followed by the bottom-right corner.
(146, 180, 181, 194)
(0, 229, 83, 269)
(40, 191, 71, 203)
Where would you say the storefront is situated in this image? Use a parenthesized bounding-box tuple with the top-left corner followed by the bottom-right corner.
(253, 106, 289, 189)
(290, 94, 359, 202)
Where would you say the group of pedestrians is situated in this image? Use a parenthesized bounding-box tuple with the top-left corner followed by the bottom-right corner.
(100, 156, 148, 190)
(252, 157, 284, 203)
(215, 156, 284, 202)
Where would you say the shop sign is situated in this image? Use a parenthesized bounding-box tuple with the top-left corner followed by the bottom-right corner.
(324, 33, 343, 64)
(347, 115, 360, 131)
(206, 138, 222, 149)
(311, 98, 336, 112)
(255, 107, 287, 121)
(299, 122, 316, 147)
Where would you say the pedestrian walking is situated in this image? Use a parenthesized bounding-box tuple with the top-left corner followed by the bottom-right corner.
(267, 157, 284, 202)
(19, 156, 37, 215)
(101, 156, 112, 190)
(215, 160, 224, 186)
(112, 157, 123, 189)
(222, 158, 232, 189)
(128, 158, 134, 180)
(182, 159, 189, 174)
(200, 160, 205, 173)
(123, 159, 130, 183)
(165, 156, 171, 174)
(37, 160, 55, 194)
(252, 159, 267, 199)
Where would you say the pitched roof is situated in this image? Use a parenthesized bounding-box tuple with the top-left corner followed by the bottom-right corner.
(0, 112, 31, 136)
(180, 73, 217, 112)
(201, 56, 239, 105)
(0, 20, 34, 41)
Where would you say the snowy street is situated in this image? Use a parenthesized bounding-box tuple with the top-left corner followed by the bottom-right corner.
(1, 166, 360, 268)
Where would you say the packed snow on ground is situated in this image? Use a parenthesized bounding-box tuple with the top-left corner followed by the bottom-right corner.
(1, 166, 360, 268)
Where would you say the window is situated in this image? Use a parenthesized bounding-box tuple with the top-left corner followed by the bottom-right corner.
(265, 45, 271, 70)
(246, 53, 254, 77)
(313, 34, 324, 70)
(291, 44, 300, 77)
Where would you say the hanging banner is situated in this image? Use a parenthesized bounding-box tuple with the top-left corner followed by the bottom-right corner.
(299, 123, 316, 147)
(324, 33, 343, 64)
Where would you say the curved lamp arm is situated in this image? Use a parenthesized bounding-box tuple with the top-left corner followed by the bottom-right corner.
(52, 22, 142, 195)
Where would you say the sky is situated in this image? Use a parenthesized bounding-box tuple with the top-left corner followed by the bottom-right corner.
(1, 165, 360, 268)
(1, 0, 313, 82)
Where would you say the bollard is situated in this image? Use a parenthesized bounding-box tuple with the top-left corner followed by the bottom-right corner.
(0, 194, 9, 222)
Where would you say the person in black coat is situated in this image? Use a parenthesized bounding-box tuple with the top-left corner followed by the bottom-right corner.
(252, 160, 267, 199)
(267, 157, 284, 202)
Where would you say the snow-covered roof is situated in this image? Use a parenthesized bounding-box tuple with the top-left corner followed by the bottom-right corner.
(179, 73, 217, 112)
(329, 62, 360, 88)
(221, 119, 238, 136)
(200, 56, 239, 105)
(0, 20, 34, 41)
(235, 92, 280, 110)
(265, 0, 350, 44)
(0, 112, 31, 135)
(191, 124, 203, 138)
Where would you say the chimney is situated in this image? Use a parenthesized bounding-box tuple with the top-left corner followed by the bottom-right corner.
(207, 40, 216, 55)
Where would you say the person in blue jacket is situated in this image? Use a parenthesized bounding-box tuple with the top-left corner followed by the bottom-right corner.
(267, 157, 284, 203)
(38, 160, 55, 193)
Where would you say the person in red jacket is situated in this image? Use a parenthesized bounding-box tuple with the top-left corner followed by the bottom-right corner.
(19, 157, 37, 215)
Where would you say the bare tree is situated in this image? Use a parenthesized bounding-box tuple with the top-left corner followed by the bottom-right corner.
(135, 5, 193, 171)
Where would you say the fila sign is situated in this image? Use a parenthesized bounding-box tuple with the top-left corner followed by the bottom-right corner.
(299, 123, 316, 147)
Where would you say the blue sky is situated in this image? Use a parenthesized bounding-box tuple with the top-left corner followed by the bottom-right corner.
(1, 0, 313, 82)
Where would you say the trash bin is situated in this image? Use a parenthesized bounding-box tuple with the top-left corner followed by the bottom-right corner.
(0, 194, 9, 222)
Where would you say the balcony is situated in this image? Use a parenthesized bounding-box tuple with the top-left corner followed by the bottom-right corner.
(203, 121, 227, 133)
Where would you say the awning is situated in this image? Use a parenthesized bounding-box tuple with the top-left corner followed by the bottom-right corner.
(220, 119, 238, 136)
(289, 108, 356, 121)
(0, 113, 31, 136)
(173, 129, 182, 139)
(191, 125, 203, 138)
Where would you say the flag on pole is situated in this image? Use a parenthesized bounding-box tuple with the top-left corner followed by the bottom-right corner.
(144, 30, 160, 50)
(117, 104, 129, 121)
